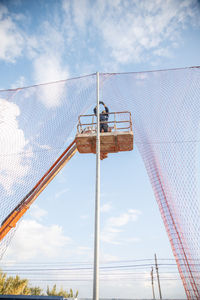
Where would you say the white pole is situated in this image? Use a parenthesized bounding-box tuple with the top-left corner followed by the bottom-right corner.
(93, 72, 100, 300)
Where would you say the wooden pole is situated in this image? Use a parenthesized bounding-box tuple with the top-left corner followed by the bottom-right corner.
(155, 253, 162, 299)
(151, 267, 156, 299)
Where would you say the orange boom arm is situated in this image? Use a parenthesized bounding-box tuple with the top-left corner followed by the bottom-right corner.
(0, 140, 77, 242)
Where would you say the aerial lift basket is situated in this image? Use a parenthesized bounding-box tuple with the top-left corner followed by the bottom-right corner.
(75, 111, 133, 156)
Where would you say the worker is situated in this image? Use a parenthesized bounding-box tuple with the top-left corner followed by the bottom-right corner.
(93, 101, 109, 132)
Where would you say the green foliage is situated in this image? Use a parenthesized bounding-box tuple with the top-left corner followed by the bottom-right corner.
(30, 286, 43, 296)
(69, 288, 79, 298)
(47, 284, 78, 298)
(0, 269, 78, 298)
(0, 271, 30, 295)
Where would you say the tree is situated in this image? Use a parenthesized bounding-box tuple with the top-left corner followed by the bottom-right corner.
(0, 270, 78, 298)
(30, 287, 43, 296)
(47, 285, 78, 298)
(69, 288, 79, 298)
(0, 271, 30, 295)
(0, 271, 7, 294)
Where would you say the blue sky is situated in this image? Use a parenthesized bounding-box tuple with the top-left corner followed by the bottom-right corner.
(0, 0, 200, 299)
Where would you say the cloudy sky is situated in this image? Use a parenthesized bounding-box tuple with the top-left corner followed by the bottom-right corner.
(0, 0, 200, 299)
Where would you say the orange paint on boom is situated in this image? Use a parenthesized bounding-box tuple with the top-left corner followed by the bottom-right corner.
(0, 140, 77, 242)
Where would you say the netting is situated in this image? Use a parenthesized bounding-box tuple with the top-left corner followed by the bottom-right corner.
(1, 67, 200, 299)
(0, 74, 96, 257)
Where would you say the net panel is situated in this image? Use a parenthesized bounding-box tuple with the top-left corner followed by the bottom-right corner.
(99, 68, 200, 299)
(0, 74, 96, 257)
(0, 67, 200, 298)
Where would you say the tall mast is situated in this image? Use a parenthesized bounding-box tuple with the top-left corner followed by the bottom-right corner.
(93, 72, 100, 300)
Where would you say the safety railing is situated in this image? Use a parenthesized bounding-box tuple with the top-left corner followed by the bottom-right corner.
(77, 111, 132, 133)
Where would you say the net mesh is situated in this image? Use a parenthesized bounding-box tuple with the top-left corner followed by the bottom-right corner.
(1, 67, 200, 298)
(0, 74, 96, 257)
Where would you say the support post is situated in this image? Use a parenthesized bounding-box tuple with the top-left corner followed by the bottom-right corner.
(155, 253, 162, 299)
(93, 72, 100, 300)
(151, 267, 156, 300)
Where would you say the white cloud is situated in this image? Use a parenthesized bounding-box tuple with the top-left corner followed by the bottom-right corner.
(29, 204, 47, 221)
(1, 0, 199, 70)
(33, 54, 68, 108)
(71, 0, 90, 31)
(101, 203, 112, 213)
(3, 15, 68, 107)
(107, 209, 141, 227)
(11, 76, 26, 89)
(30, 21, 69, 108)
(0, 4, 24, 62)
(101, 209, 141, 245)
(5, 219, 71, 261)
(99, 0, 195, 64)
(63, 0, 200, 65)
(30, 20, 66, 58)
(154, 47, 172, 58)
(0, 98, 31, 194)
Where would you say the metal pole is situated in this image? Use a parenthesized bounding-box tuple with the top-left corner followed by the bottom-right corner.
(151, 267, 156, 300)
(155, 253, 162, 299)
(93, 72, 100, 300)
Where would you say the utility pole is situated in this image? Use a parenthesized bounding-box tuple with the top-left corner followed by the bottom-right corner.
(151, 267, 156, 299)
(155, 253, 162, 299)
(93, 72, 100, 300)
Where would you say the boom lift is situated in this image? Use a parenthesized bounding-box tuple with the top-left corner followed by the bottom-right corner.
(0, 140, 77, 242)
(0, 111, 133, 242)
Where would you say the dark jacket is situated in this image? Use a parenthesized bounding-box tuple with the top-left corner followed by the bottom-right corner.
(94, 106, 109, 122)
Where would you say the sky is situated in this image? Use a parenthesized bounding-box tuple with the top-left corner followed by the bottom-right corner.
(0, 0, 200, 299)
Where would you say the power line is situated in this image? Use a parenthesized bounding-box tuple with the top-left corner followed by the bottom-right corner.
(1, 263, 181, 272)
(2, 257, 197, 266)
(24, 278, 184, 282)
